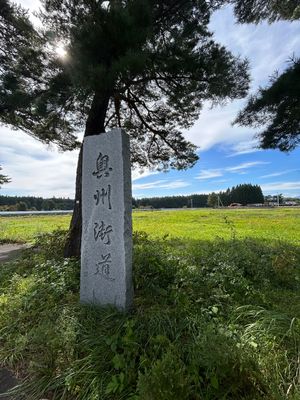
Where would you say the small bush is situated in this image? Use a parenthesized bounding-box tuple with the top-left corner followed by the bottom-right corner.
(34, 229, 69, 260)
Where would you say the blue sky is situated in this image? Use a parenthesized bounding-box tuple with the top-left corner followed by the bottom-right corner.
(1, 1, 300, 198)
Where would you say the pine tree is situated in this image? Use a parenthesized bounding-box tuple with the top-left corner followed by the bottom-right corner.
(207, 192, 218, 208)
(0, 166, 10, 187)
(228, 183, 264, 205)
(0, 0, 250, 257)
(235, 60, 300, 151)
(226, 0, 300, 152)
(226, 0, 300, 23)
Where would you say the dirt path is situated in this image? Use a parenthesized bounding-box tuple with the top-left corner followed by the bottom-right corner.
(0, 244, 29, 264)
(0, 368, 19, 399)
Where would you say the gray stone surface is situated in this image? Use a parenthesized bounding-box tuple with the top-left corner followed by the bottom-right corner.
(81, 129, 133, 310)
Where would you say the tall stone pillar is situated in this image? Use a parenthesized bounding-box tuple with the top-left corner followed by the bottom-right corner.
(80, 128, 133, 310)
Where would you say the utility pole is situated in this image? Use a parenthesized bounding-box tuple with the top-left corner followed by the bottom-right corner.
(190, 198, 193, 208)
(217, 195, 224, 208)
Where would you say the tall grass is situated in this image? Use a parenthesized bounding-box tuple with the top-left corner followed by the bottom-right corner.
(0, 230, 299, 399)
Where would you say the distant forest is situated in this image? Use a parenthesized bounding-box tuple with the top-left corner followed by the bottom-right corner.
(1, 184, 298, 211)
(133, 184, 264, 208)
(212, 184, 264, 207)
(0, 196, 74, 211)
(133, 194, 208, 209)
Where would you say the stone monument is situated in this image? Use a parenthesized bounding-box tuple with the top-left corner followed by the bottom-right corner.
(80, 128, 133, 310)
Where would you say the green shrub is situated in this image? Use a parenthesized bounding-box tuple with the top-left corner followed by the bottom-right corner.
(34, 229, 69, 260)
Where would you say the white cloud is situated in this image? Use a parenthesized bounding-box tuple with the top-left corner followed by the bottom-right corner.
(157, 180, 190, 190)
(18, 0, 41, 11)
(210, 6, 300, 89)
(213, 179, 230, 183)
(195, 169, 223, 180)
(193, 161, 270, 184)
(261, 181, 300, 193)
(131, 169, 159, 182)
(184, 7, 300, 152)
(260, 170, 299, 178)
(133, 180, 166, 190)
(184, 101, 256, 152)
(1, 128, 78, 198)
(133, 180, 190, 191)
(227, 140, 262, 157)
(193, 162, 270, 182)
(226, 161, 270, 172)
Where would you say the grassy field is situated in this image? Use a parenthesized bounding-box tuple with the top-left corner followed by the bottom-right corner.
(0, 209, 300, 399)
(1, 229, 299, 399)
(0, 214, 71, 243)
(0, 207, 299, 244)
(134, 208, 300, 243)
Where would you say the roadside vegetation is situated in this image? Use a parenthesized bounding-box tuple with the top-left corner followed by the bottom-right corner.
(0, 210, 299, 399)
(0, 229, 299, 399)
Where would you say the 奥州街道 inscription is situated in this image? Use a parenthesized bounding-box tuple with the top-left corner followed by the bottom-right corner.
(80, 128, 133, 310)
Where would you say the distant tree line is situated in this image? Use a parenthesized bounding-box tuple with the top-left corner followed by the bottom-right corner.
(133, 194, 209, 209)
(208, 184, 264, 207)
(134, 184, 264, 209)
(0, 196, 74, 211)
(2, 184, 297, 212)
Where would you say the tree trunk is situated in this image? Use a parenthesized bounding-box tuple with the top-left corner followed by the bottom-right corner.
(64, 92, 110, 258)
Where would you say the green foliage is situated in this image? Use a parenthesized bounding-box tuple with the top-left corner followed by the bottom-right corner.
(133, 193, 209, 209)
(207, 192, 218, 208)
(133, 231, 178, 295)
(227, 0, 300, 152)
(227, 0, 300, 23)
(0, 230, 299, 399)
(218, 183, 264, 206)
(41, 199, 55, 211)
(0, 166, 10, 187)
(235, 60, 300, 151)
(137, 349, 192, 400)
(133, 184, 264, 208)
(0, 194, 74, 211)
(34, 229, 70, 259)
(0, 0, 250, 170)
(16, 201, 27, 211)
